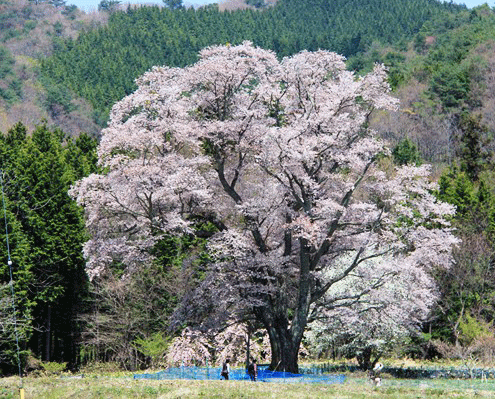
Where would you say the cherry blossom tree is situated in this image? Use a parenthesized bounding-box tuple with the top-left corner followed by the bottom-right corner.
(70, 41, 458, 373)
(305, 253, 439, 369)
(164, 324, 272, 367)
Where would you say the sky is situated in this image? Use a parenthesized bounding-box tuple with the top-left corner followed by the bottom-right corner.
(460, 0, 493, 6)
(67, 0, 492, 12)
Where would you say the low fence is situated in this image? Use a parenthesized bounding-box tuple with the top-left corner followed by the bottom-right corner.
(134, 361, 495, 382)
(134, 365, 346, 384)
(300, 362, 495, 379)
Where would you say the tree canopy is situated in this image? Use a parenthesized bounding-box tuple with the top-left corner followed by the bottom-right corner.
(71, 42, 459, 372)
(41, 0, 464, 120)
(0, 123, 97, 370)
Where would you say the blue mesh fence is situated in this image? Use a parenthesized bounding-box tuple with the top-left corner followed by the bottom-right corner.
(134, 365, 346, 384)
(300, 362, 495, 379)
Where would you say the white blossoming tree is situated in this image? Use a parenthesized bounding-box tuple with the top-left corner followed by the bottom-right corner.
(305, 253, 439, 369)
(70, 41, 458, 373)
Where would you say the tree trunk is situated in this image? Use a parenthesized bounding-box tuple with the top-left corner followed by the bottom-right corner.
(259, 239, 312, 374)
(267, 324, 302, 374)
(356, 346, 382, 371)
(356, 347, 373, 370)
(44, 305, 51, 362)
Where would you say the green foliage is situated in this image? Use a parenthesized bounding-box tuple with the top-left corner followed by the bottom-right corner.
(79, 224, 212, 369)
(434, 112, 493, 216)
(413, 33, 427, 53)
(41, 0, 463, 119)
(429, 64, 470, 109)
(53, 21, 63, 36)
(0, 46, 22, 105)
(418, 8, 495, 112)
(456, 112, 492, 181)
(0, 47, 14, 79)
(79, 264, 173, 369)
(98, 0, 121, 12)
(133, 333, 170, 368)
(347, 5, 495, 122)
(40, 361, 67, 375)
(0, 122, 97, 369)
(42, 81, 77, 115)
(163, 0, 183, 10)
(436, 166, 476, 216)
(0, 283, 33, 372)
(432, 131, 495, 347)
(2, 374, 487, 399)
(458, 313, 491, 346)
(66, 133, 99, 179)
(382, 52, 407, 89)
(392, 138, 422, 166)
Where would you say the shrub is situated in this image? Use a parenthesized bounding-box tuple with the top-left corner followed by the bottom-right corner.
(40, 361, 67, 375)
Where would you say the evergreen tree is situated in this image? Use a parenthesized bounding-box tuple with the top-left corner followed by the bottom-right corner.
(0, 170, 33, 373)
(163, 0, 183, 10)
(392, 137, 422, 166)
(98, 0, 120, 12)
(456, 112, 492, 182)
(41, 0, 465, 121)
(0, 123, 97, 369)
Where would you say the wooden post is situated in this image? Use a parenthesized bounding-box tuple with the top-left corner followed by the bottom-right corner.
(245, 330, 251, 370)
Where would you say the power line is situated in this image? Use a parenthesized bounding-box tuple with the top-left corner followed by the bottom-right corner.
(1, 171, 23, 392)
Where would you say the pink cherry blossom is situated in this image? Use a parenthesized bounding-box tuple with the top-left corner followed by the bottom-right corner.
(71, 41, 458, 373)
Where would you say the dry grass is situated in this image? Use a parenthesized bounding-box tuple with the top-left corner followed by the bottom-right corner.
(1, 373, 495, 399)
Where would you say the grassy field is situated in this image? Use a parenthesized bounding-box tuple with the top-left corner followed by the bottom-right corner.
(2, 374, 495, 399)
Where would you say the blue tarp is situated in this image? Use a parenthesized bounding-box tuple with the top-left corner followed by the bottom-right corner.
(133, 366, 346, 384)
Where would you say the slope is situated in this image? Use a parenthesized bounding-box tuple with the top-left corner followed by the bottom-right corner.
(0, 0, 106, 136)
(41, 0, 465, 120)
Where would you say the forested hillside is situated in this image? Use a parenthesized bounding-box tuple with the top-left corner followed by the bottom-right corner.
(41, 0, 463, 119)
(0, 0, 106, 135)
(354, 4, 495, 167)
(349, 3, 495, 360)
